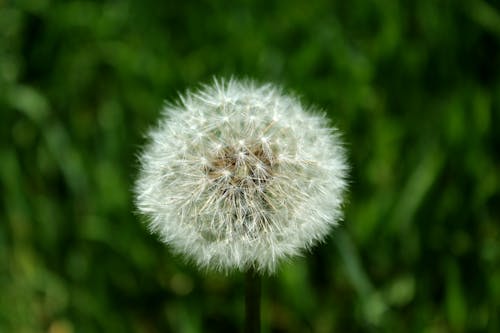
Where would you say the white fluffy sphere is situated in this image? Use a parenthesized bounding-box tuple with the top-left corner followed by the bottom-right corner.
(135, 78, 348, 273)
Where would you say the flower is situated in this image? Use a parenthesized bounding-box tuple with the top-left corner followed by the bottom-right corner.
(134, 78, 348, 273)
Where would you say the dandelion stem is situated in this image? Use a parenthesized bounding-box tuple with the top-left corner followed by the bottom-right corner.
(245, 269, 261, 333)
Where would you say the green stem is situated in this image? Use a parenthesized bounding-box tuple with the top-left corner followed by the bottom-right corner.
(245, 269, 261, 333)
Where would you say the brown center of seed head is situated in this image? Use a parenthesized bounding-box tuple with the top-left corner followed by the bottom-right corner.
(207, 142, 274, 188)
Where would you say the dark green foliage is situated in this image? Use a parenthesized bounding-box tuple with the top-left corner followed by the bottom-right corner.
(1, 0, 499, 332)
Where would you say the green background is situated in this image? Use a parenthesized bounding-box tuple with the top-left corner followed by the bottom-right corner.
(1, 0, 499, 332)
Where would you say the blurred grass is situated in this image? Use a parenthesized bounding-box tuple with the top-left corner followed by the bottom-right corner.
(1, 0, 499, 332)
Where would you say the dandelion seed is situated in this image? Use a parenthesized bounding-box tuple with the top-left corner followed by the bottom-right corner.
(134, 78, 348, 274)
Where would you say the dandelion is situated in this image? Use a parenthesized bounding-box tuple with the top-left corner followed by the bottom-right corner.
(134, 78, 348, 274)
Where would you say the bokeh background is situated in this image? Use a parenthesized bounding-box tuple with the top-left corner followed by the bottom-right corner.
(1, 0, 499, 332)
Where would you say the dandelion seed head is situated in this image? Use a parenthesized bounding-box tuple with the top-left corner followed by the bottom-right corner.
(135, 78, 348, 274)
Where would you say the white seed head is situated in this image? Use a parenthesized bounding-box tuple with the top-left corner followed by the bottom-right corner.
(134, 78, 348, 274)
